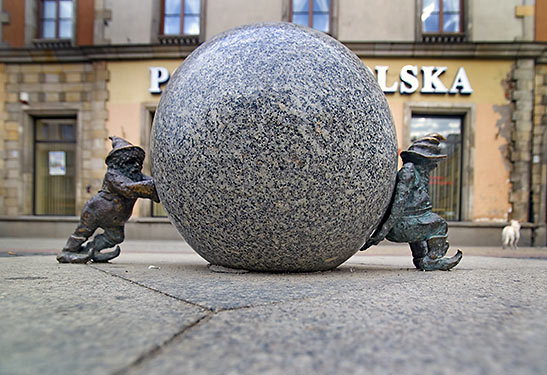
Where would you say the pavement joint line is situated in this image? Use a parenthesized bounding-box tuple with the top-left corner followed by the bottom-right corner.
(111, 313, 215, 375)
(87, 264, 216, 312)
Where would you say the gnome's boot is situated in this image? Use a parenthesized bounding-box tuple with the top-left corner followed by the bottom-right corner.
(87, 233, 122, 263)
(57, 235, 94, 263)
(411, 236, 462, 271)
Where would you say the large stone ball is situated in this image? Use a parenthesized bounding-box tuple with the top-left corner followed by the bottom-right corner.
(151, 23, 397, 272)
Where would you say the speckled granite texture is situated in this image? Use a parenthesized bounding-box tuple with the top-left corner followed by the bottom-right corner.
(151, 23, 397, 272)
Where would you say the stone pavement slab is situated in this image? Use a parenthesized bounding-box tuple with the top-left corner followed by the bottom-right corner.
(0, 255, 208, 375)
(1, 248, 547, 375)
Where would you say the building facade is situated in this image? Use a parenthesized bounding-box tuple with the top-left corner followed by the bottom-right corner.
(1, 0, 546, 245)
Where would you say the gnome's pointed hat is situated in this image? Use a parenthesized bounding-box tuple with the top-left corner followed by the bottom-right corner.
(400, 133, 447, 163)
(105, 136, 145, 165)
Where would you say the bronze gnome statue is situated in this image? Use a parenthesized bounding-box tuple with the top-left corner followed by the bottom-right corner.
(361, 134, 463, 271)
(57, 136, 159, 264)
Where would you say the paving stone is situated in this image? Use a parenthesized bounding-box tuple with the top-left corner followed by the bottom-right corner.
(0, 256, 209, 375)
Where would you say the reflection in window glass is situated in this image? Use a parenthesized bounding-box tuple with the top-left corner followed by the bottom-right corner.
(443, 0, 460, 11)
(313, 0, 329, 11)
(42, 20, 56, 38)
(165, 0, 181, 13)
(443, 14, 460, 32)
(293, 0, 308, 12)
(184, 16, 200, 35)
(59, 0, 72, 17)
(44, 1, 57, 18)
(293, 14, 309, 27)
(410, 115, 463, 221)
(185, 0, 200, 14)
(313, 14, 329, 32)
(164, 16, 180, 34)
(59, 20, 72, 38)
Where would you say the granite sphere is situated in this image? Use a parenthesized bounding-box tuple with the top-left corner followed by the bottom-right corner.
(151, 23, 398, 272)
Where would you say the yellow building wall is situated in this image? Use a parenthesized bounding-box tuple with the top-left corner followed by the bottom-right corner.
(107, 60, 182, 144)
(107, 58, 513, 221)
(363, 58, 513, 221)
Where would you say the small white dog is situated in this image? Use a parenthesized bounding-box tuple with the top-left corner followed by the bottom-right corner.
(502, 220, 520, 249)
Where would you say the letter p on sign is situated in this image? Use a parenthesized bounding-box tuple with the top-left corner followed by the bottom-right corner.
(149, 67, 170, 94)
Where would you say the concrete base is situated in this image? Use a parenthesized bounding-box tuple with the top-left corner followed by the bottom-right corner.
(0, 216, 543, 246)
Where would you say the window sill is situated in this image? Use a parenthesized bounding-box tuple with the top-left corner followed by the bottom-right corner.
(32, 38, 73, 49)
(158, 34, 199, 45)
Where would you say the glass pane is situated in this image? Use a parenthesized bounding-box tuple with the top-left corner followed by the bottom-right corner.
(44, 1, 57, 19)
(35, 143, 76, 215)
(443, 13, 460, 32)
(184, 0, 200, 15)
(410, 115, 462, 221)
(165, 0, 181, 14)
(37, 122, 50, 141)
(422, 0, 439, 12)
(422, 13, 439, 32)
(59, 20, 72, 38)
(293, 14, 309, 27)
(164, 15, 180, 34)
(59, 0, 73, 18)
(293, 0, 308, 12)
(313, 0, 329, 12)
(60, 124, 75, 140)
(42, 20, 56, 38)
(183, 15, 200, 35)
(312, 14, 329, 32)
(443, 0, 460, 11)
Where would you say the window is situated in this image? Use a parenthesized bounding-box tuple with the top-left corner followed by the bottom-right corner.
(34, 118, 76, 215)
(410, 115, 463, 221)
(291, 0, 330, 33)
(162, 0, 200, 35)
(421, 0, 464, 41)
(40, 0, 73, 39)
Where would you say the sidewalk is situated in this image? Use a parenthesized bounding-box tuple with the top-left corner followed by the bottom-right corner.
(1, 238, 546, 375)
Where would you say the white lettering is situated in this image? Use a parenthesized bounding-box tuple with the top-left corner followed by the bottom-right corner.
(421, 66, 448, 94)
(449, 67, 473, 94)
(375, 66, 397, 93)
(149, 67, 170, 94)
(399, 65, 419, 94)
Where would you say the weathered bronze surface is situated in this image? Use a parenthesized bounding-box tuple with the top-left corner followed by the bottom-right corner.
(361, 133, 463, 271)
(57, 137, 160, 263)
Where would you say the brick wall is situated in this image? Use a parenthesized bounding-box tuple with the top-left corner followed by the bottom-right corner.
(1, 62, 109, 215)
(532, 64, 547, 227)
(509, 59, 535, 222)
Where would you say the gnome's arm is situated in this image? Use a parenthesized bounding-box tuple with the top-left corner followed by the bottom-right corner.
(360, 163, 414, 250)
(106, 170, 160, 202)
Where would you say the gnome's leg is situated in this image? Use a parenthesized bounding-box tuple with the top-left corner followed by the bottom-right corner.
(57, 214, 98, 263)
(90, 226, 125, 262)
(62, 212, 98, 253)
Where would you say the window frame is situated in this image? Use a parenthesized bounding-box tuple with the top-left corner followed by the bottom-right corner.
(160, 0, 201, 36)
(419, 0, 466, 42)
(38, 0, 73, 40)
(289, 0, 332, 34)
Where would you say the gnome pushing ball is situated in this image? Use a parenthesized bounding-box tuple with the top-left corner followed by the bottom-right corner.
(57, 136, 159, 264)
